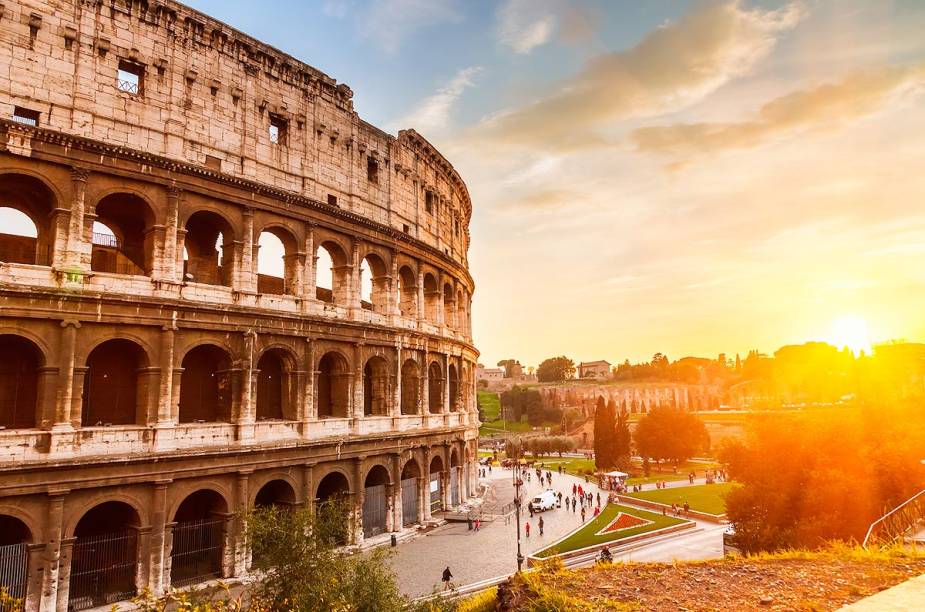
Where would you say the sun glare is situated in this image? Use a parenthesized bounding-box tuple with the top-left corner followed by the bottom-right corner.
(829, 315, 872, 355)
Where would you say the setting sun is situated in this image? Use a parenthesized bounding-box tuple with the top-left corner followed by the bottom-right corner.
(829, 315, 873, 355)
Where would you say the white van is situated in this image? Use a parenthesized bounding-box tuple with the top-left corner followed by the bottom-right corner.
(529, 489, 557, 512)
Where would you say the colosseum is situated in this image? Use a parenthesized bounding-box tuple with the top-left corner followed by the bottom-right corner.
(0, 0, 479, 609)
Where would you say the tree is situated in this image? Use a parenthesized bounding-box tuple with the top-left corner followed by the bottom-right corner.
(536, 356, 575, 382)
(634, 406, 709, 467)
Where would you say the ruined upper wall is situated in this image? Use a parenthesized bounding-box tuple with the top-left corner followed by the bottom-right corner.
(0, 0, 471, 265)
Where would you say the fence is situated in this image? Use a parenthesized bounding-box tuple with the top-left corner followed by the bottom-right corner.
(0, 543, 27, 611)
(170, 519, 225, 588)
(67, 530, 137, 612)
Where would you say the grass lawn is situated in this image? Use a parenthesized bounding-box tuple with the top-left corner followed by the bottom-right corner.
(626, 482, 737, 515)
(534, 503, 687, 558)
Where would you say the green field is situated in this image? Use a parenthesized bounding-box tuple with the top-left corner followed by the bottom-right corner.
(626, 482, 736, 515)
(534, 503, 688, 558)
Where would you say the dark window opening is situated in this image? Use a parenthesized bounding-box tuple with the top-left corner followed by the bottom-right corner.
(367, 157, 379, 184)
(12, 106, 40, 127)
(117, 60, 144, 95)
(269, 114, 288, 145)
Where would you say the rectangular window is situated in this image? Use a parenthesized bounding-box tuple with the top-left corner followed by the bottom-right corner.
(12, 106, 40, 126)
(327, 194, 338, 207)
(425, 190, 434, 214)
(367, 157, 379, 184)
(269, 114, 288, 145)
(117, 60, 144, 95)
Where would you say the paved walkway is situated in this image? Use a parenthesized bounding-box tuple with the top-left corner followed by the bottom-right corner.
(387, 468, 724, 597)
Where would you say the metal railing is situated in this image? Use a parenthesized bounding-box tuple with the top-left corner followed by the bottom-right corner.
(863, 488, 925, 548)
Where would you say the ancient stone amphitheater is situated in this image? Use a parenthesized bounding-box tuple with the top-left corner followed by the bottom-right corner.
(0, 1, 479, 609)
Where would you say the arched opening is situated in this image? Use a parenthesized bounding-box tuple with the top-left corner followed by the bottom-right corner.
(0, 515, 31, 604)
(363, 465, 390, 538)
(429, 455, 444, 514)
(450, 448, 462, 507)
(315, 241, 349, 304)
(359, 254, 389, 312)
(184, 211, 234, 286)
(422, 273, 439, 322)
(363, 356, 389, 417)
(447, 364, 459, 412)
(179, 345, 232, 423)
(256, 228, 298, 295)
(256, 349, 291, 421)
(317, 352, 349, 418)
(82, 339, 147, 426)
(397, 265, 417, 318)
(171, 490, 228, 588)
(0, 173, 56, 266)
(0, 335, 42, 429)
(400, 359, 420, 415)
(400, 459, 421, 526)
(69, 502, 140, 610)
(254, 479, 297, 509)
(91, 193, 155, 276)
(428, 361, 444, 414)
(315, 472, 350, 545)
(443, 283, 456, 329)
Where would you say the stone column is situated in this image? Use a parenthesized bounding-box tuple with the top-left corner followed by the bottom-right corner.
(53, 320, 80, 431)
(40, 491, 67, 612)
(148, 480, 171, 595)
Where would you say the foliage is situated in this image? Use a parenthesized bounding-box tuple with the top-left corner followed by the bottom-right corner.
(243, 502, 406, 611)
(634, 406, 709, 466)
(721, 400, 925, 554)
(536, 356, 575, 383)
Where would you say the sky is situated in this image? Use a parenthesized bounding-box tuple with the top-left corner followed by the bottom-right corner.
(19, 0, 925, 368)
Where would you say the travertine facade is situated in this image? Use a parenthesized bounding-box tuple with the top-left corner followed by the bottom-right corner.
(0, 0, 478, 609)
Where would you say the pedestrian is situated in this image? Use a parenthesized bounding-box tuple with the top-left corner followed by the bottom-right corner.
(581, 506, 586, 522)
(538, 516, 544, 535)
(442, 566, 453, 591)
(525, 521, 531, 538)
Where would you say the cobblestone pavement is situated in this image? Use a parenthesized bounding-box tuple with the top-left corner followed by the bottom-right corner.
(387, 467, 724, 597)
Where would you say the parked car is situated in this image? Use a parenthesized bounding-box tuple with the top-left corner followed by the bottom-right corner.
(529, 489, 557, 512)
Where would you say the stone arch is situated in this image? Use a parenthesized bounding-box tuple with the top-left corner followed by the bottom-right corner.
(400, 359, 420, 415)
(81, 338, 150, 426)
(363, 355, 390, 416)
(183, 210, 236, 286)
(422, 273, 439, 322)
(443, 282, 456, 329)
(0, 334, 44, 429)
(428, 360, 444, 413)
(0, 171, 59, 266)
(359, 252, 389, 313)
(90, 192, 157, 276)
(317, 350, 350, 418)
(256, 347, 297, 421)
(170, 489, 229, 588)
(256, 224, 300, 295)
(447, 363, 460, 412)
(68, 500, 142, 610)
(397, 265, 417, 318)
(178, 344, 233, 423)
(315, 238, 350, 304)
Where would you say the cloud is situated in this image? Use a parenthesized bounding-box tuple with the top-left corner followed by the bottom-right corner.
(392, 67, 482, 135)
(497, 0, 557, 54)
(477, 0, 804, 151)
(359, 0, 462, 53)
(630, 63, 925, 158)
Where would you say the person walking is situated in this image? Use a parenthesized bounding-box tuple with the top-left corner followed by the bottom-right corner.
(442, 566, 453, 591)
(538, 516, 544, 535)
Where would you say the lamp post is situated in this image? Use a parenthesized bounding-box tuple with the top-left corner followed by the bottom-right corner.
(513, 458, 524, 571)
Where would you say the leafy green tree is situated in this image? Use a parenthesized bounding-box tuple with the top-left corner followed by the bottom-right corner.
(536, 356, 575, 382)
(634, 406, 709, 467)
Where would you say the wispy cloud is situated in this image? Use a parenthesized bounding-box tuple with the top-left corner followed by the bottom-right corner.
(477, 0, 805, 151)
(631, 63, 925, 159)
(359, 0, 462, 53)
(391, 67, 482, 136)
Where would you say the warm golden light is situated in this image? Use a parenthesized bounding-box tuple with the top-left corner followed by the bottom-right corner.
(829, 315, 872, 355)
